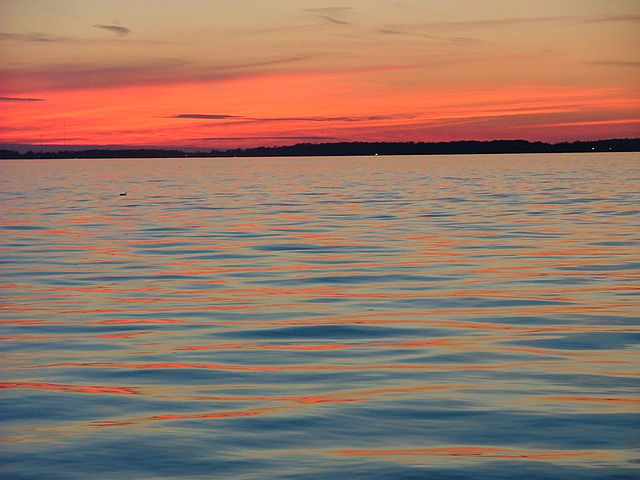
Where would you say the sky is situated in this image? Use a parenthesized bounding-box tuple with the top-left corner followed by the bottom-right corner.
(1, 0, 639, 150)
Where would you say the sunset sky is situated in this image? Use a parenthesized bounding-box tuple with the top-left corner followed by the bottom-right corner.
(1, 0, 639, 149)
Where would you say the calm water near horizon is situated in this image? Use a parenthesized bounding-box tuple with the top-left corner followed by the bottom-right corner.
(1, 153, 639, 479)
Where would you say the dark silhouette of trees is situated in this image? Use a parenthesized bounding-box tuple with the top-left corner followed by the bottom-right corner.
(222, 138, 639, 157)
(1, 138, 638, 159)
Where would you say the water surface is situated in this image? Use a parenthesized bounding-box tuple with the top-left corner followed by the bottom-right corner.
(1, 153, 639, 479)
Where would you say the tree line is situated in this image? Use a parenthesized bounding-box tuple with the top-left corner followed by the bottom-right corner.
(1, 138, 638, 159)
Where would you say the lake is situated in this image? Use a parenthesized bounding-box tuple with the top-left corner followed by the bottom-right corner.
(1, 153, 639, 479)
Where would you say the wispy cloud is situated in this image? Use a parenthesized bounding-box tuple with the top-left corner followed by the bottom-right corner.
(0, 32, 71, 42)
(221, 54, 317, 70)
(543, 118, 640, 128)
(376, 28, 402, 35)
(585, 15, 640, 23)
(304, 7, 353, 26)
(94, 24, 130, 36)
(258, 114, 411, 123)
(172, 114, 242, 119)
(372, 15, 592, 44)
(431, 16, 581, 31)
(0, 96, 45, 102)
(0, 54, 315, 91)
(172, 114, 412, 124)
(375, 26, 480, 43)
(589, 60, 640, 68)
(373, 14, 637, 42)
(304, 7, 352, 15)
(395, 14, 640, 35)
(317, 15, 351, 26)
(0, 31, 164, 46)
(198, 136, 340, 141)
(0, 59, 189, 91)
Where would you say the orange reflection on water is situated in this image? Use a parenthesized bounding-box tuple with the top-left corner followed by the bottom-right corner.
(150, 404, 303, 421)
(41, 286, 157, 293)
(332, 446, 608, 461)
(180, 312, 526, 329)
(92, 405, 302, 428)
(13, 381, 471, 431)
(194, 394, 366, 404)
(35, 359, 602, 373)
(192, 384, 471, 405)
(57, 304, 258, 314)
(209, 286, 341, 297)
(97, 331, 152, 339)
(152, 410, 259, 420)
(500, 346, 610, 358)
(88, 318, 185, 324)
(176, 342, 357, 352)
(539, 396, 640, 406)
(174, 337, 481, 353)
(0, 382, 138, 395)
(40, 229, 97, 237)
(520, 324, 640, 334)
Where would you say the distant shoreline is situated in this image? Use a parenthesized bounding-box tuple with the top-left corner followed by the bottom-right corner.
(1, 138, 638, 159)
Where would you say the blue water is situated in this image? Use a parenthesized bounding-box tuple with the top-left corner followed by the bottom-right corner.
(1, 153, 639, 479)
